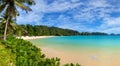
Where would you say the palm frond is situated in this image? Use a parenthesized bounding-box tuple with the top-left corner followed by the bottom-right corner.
(10, 22, 18, 30)
(0, 18, 3, 21)
(11, 6, 19, 18)
(15, 1, 32, 11)
(16, 0, 35, 5)
(4, 5, 11, 16)
(0, 3, 7, 13)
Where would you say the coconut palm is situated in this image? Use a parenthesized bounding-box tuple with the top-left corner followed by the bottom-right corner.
(0, 14, 18, 35)
(0, 0, 35, 40)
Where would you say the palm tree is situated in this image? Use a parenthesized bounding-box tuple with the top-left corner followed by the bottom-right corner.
(0, 14, 18, 35)
(0, 0, 35, 41)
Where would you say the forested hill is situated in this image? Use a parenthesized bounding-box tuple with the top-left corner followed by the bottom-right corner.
(16, 24, 80, 36)
(0, 24, 108, 36)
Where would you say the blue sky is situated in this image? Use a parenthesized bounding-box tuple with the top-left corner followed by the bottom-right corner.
(17, 0, 120, 33)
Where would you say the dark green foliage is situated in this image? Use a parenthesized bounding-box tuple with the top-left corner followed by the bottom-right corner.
(64, 63, 81, 66)
(79, 32, 108, 35)
(15, 24, 80, 36)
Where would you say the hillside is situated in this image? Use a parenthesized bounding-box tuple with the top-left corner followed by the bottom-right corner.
(17, 24, 80, 36)
(0, 24, 80, 36)
(0, 24, 108, 36)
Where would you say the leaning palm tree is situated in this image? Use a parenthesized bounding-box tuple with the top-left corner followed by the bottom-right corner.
(0, 0, 35, 41)
(0, 14, 18, 35)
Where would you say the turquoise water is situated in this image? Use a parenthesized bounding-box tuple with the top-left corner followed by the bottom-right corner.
(30, 36, 120, 52)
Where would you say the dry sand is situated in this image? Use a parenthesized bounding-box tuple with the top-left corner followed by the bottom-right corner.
(16, 36, 55, 40)
(40, 46, 120, 66)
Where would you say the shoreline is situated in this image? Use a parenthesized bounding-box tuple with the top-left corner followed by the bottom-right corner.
(16, 36, 55, 40)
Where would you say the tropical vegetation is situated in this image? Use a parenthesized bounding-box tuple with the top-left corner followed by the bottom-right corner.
(0, 24, 109, 37)
(16, 24, 81, 36)
(16, 24, 108, 36)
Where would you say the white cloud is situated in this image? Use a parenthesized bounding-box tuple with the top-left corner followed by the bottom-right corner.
(72, 0, 112, 23)
(17, 12, 44, 24)
(98, 17, 120, 33)
(88, 0, 111, 8)
(31, 0, 82, 13)
(73, 11, 96, 23)
(105, 17, 120, 27)
(46, 1, 82, 12)
(100, 17, 120, 28)
(101, 27, 120, 34)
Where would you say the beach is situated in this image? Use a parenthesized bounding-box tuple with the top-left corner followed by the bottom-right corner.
(17, 36, 55, 40)
(22, 36, 120, 66)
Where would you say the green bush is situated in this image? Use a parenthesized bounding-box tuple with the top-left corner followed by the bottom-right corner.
(64, 63, 81, 66)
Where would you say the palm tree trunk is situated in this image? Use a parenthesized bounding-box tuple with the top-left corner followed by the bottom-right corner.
(3, 17, 9, 41)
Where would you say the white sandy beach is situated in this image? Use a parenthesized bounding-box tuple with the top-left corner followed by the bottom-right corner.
(17, 36, 55, 40)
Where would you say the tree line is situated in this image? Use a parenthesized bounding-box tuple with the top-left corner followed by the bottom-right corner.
(18, 24, 108, 36)
(0, 24, 109, 36)
(16, 24, 81, 36)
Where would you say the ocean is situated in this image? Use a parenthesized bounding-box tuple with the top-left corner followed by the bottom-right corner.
(30, 36, 120, 51)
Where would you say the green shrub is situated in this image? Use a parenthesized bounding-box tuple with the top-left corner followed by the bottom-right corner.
(64, 63, 81, 66)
